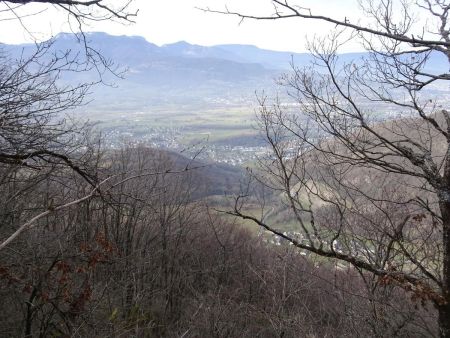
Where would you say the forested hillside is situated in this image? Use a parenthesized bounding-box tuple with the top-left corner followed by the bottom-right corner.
(1, 0, 450, 337)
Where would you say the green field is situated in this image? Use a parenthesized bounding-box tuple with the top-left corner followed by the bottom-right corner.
(77, 104, 261, 146)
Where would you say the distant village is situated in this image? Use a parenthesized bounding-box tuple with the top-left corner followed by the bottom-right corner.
(102, 125, 269, 166)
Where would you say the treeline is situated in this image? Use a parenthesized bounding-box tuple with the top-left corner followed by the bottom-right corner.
(0, 1, 444, 334)
(0, 146, 436, 337)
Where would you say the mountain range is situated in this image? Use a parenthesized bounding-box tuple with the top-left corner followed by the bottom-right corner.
(1, 32, 448, 110)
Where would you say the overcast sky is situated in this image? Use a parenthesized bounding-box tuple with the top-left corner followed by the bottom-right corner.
(0, 0, 365, 52)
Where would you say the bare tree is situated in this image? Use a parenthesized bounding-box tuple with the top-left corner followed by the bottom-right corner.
(0, 1, 137, 25)
(206, 0, 450, 336)
(0, 0, 137, 249)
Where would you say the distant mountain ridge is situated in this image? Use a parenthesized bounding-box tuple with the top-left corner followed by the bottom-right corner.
(4, 31, 448, 71)
(1, 32, 447, 109)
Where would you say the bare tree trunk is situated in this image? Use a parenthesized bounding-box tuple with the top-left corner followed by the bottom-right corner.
(24, 287, 38, 338)
(439, 199, 450, 338)
(439, 303, 450, 338)
(438, 151, 450, 338)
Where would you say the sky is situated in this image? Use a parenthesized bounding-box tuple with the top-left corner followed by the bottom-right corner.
(0, 0, 370, 52)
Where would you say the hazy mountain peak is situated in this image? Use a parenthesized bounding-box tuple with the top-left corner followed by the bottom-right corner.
(163, 41, 193, 47)
(2, 32, 446, 95)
